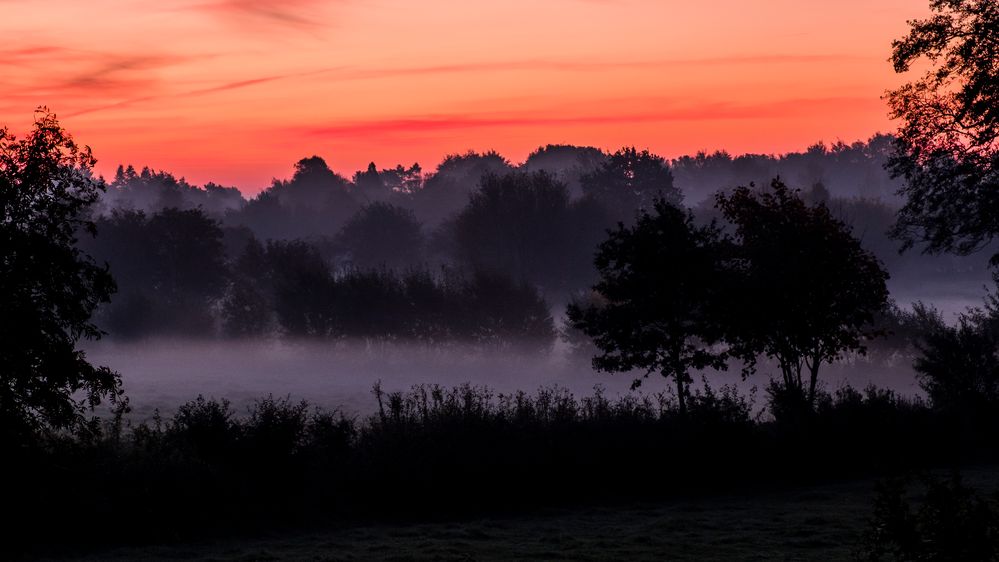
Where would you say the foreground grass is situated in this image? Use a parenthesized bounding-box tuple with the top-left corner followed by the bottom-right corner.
(48, 478, 886, 561)
(48, 468, 999, 561)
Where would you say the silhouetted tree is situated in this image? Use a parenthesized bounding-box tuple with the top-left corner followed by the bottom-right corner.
(581, 147, 681, 221)
(888, 0, 999, 262)
(101, 165, 244, 217)
(221, 239, 273, 337)
(221, 278, 272, 337)
(234, 156, 358, 239)
(336, 202, 425, 270)
(522, 144, 607, 198)
(85, 207, 228, 336)
(0, 108, 123, 436)
(380, 163, 423, 195)
(913, 294, 999, 420)
(353, 162, 388, 201)
(672, 135, 902, 206)
(351, 162, 424, 203)
(716, 178, 890, 408)
(567, 199, 728, 414)
(264, 240, 336, 337)
(411, 150, 513, 224)
(147, 208, 228, 304)
(461, 270, 556, 352)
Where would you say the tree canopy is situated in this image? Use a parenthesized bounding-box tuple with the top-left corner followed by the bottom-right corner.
(716, 179, 891, 407)
(581, 147, 681, 221)
(0, 109, 123, 437)
(567, 199, 728, 413)
(453, 171, 575, 290)
(888, 0, 999, 261)
(336, 202, 425, 270)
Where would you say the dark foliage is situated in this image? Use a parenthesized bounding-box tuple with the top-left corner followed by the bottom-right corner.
(101, 165, 243, 217)
(336, 201, 425, 270)
(232, 156, 359, 240)
(581, 147, 681, 222)
(0, 108, 123, 437)
(410, 150, 513, 225)
(912, 294, 999, 442)
(82, 207, 228, 337)
(567, 199, 729, 413)
(858, 472, 999, 561)
(887, 0, 999, 262)
(79, 136, 989, 324)
(522, 144, 607, 197)
(453, 171, 605, 292)
(3, 381, 968, 555)
(351, 162, 423, 202)
(220, 239, 556, 348)
(716, 178, 891, 406)
(675, 135, 901, 205)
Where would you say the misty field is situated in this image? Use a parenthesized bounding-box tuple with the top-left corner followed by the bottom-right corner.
(83, 338, 925, 421)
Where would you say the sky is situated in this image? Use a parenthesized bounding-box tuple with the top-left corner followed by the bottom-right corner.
(0, 0, 929, 195)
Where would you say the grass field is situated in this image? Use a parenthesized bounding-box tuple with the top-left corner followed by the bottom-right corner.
(42, 468, 999, 561)
(50, 481, 873, 561)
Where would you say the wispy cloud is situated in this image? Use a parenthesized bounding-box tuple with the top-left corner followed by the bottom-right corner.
(0, 47, 213, 115)
(316, 54, 873, 81)
(188, 0, 334, 28)
(63, 69, 324, 117)
(0, 46, 70, 67)
(59, 53, 871, 118)
(59, 54, 184, 93)
(302, 98, 880, 138)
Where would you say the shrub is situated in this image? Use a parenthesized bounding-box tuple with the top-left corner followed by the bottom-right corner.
(858, 473, 999, 561)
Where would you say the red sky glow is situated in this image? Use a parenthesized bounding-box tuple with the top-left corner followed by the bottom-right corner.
(0, 0, 929, 194)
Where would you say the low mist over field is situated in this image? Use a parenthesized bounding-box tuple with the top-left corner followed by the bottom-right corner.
(84, 337, 925, 420)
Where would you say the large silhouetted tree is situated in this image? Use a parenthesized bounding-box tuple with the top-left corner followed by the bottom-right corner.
(888, 0, 999, 261)
(0, 109, 123, 437)
(716, 179, 890, 408)
(567, 199, 728, 414)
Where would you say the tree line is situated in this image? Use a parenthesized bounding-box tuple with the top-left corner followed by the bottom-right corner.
(79, 144, 990, 343)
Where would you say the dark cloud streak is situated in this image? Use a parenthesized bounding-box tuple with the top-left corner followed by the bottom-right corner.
(61, 53, 870, 118)
(188, 0, 334, 28)
(302, 97, 879, 138)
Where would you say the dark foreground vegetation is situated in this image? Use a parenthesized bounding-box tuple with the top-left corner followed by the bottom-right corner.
(0, 381, 994, 556)
(8, 378, 999, 560)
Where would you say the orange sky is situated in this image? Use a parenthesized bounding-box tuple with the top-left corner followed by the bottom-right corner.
(0, 0, 929, 194)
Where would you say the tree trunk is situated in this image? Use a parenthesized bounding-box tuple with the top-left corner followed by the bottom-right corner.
(668, 348, 689, 417)
(807, 355, 821, 406)
(675, 373, 687, 416)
